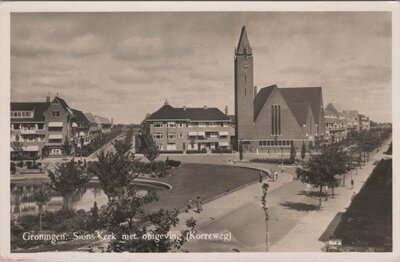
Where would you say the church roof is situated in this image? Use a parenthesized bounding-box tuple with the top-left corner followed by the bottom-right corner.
(236, 26, 252, 55)
(279, 87, 323, 123)
(146, 104, 231, 122)
(287, 103, 313, 126)
(253, 85, 277, 121)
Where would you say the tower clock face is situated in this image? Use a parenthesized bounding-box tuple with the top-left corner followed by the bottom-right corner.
(241, 61, 251, 71)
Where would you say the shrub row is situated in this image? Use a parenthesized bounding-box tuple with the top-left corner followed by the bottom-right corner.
(211, 148, 233, 154)
(186, 148, 207, 154)
(250, 158, 295, 165)
(159, 150, 184, 154)
(165, 159, 181, 167)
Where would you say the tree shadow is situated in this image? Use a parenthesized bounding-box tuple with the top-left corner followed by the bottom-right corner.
(280, 201, 319, 211)
(297, 190, 322, 198)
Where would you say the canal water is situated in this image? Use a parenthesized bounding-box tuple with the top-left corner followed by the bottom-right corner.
(10, 180, 164, 217)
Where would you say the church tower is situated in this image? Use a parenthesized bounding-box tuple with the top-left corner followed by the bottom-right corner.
(234, 26, 254, 144)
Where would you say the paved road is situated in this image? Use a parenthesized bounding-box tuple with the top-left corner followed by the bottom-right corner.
(180, 140, 391, 252)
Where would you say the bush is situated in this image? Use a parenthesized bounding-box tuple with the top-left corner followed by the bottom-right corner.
(10, 162, 16, 174)
(186, 148, 207, 154)
(159, 150, 184, 154)
(17, 160, 24, 168)
(211, 148, 232, 154)
(26, 161, 32, 169)
(250, 158, 295, 165)
(166, 159, 181, 167)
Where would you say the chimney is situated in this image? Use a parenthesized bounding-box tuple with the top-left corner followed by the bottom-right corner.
(254, 86, 258, 98)
(203, 105, 208, 110)
(46, 96, 50, 103)
(164, 99, 169, 106)
(183, 105, 186, 111)
(225, 106, 228, 115)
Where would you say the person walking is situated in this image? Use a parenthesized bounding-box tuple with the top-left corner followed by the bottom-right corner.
(196, 196, 203, 213)
(186, 199, 193, 213)
(351, 179, 354, 190)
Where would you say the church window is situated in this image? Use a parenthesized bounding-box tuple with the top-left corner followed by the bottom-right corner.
(243, 48, 247, 58)
(271, 105, 281, 136)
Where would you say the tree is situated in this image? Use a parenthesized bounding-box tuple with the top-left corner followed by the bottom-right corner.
(11, 134, 24, 159)
(62, 137, 72, 156)
(301, 141, 306, 161)
(296, 143, 349, 208)
(32, 185, 52, 231)
(47, 160, 90, 209)
(140, 124, 160, 174)
(88, 140, 141, 200)
(289, 142, 296, 162)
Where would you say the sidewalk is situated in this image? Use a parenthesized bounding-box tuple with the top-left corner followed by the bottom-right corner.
(270, 140, 391, 252)
(172, 163, 293, 232)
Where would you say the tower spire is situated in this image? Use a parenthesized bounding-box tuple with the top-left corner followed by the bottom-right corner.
(236, 26, 252, 56)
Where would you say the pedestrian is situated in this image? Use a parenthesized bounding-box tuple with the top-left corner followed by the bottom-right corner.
(186, 199, 193, 213)
(351, 192, 356, 201)
(274, 170, 278, 182)
(276, 172, 279, 182)
(196, 196, 203, 213)
(351, 179, 354, 190)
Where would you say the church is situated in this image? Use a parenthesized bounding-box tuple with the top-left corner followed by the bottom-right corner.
(234, 26, 325, 152)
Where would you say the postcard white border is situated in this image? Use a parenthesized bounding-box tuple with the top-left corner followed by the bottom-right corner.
(0, 2, 398, 262)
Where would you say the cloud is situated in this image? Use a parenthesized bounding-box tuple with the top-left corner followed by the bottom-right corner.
(11, 33, 105, 58)
(109, 68, 172, 85)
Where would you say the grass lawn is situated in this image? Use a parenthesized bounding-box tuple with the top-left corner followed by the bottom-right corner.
(146, 163, 262, 211)
(334, 159, 392, 250)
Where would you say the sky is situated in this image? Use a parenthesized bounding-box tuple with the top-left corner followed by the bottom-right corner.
(11, 12, 392, 124)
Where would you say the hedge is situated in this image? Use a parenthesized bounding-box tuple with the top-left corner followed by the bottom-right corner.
(211, 148, 233, 154)
(250, 158, 295, 165)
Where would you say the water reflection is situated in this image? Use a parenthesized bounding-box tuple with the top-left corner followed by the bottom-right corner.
(10, 181, 150, 217)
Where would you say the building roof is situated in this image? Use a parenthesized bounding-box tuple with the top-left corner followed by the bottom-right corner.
(94, 115, 111, 125)
(342, 110, 359, 118)
(325, 103, 339, 116)
(71, 109, 90, 124)
(280, 87, 323, 123)
(84, 113, 96, 124)
(146, 104, 231, 122)
(10, 102, 50, 122)
(253, 85, 276, 121)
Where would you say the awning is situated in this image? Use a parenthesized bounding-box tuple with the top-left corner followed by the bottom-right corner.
(23, 145, 39, 152)
(48, 134, 63, 139)
(219, 131, 229, 136)
(219, 141, 230, 147)
(48, 122, 63, 127)
(188, 131, 197, 136)
(72, 122, 78, 127)
(197, 131, 205, 137)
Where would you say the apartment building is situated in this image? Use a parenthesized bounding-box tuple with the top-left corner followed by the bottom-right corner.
(358, 114, 370, 131)
(145, 102, 233, 152)
(324, 103, 347, 142)
(11, 96, 105, 158)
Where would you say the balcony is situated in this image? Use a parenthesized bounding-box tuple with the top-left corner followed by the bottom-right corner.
(21, 129, 37, 134)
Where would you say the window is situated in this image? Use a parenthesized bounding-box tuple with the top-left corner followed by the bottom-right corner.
(157, 144, 163, 150)
(166, 143, 177, 150)
(153, 133, 163, 140)
(179, 133, 184, 138)
(198, 122, 206, 127)
(13, 124, 20, 130)
(209, 122, 217, 127)
(178, 123, 185, 128)
(271, 105, 281, 136)
(37, 136, 44, 142)
(48, 127, 63, 132)
(153, 122, 163, 128)
(49, 139, 62, 144)
(167, 122, 176, 128)
(27, 135, 35, 142)
(52, 111, 60, 117)
(167, 132, 176, 139)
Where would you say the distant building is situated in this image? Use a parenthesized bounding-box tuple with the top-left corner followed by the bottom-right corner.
(144, 101, 233, 152)
(324, 103, 347, 142)
(358, 114, 370, 131)
(83, 113, 103, 140)
(234, 26, 325, 151)
(94, 115, 112, 134)
(342, 110, 360, 132)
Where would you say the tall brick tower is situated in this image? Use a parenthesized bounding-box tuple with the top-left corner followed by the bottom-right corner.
(234, 26, 254, 145)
